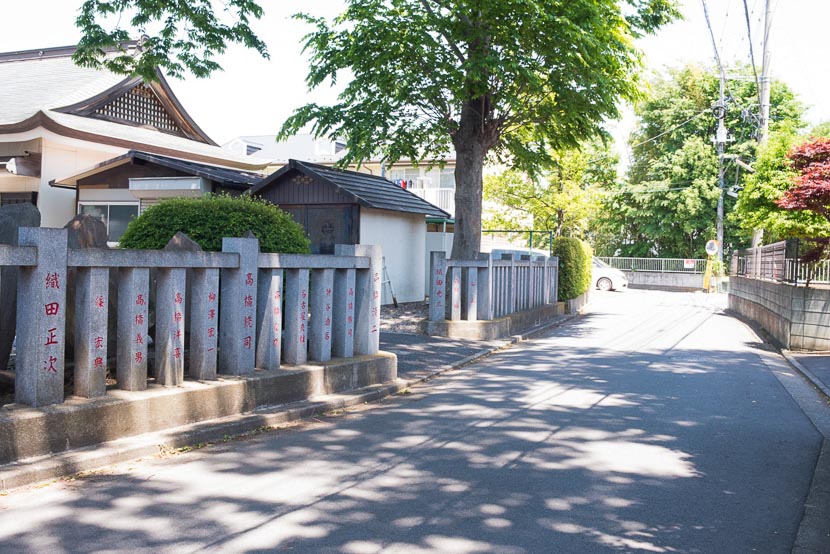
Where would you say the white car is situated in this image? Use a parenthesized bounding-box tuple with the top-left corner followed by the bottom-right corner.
(592, 258, 628, 291)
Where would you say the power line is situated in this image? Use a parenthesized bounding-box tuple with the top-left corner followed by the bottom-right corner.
(741, 0, 764, 114)
(700, 0, 727, 82)
(588, 109, 710, 166)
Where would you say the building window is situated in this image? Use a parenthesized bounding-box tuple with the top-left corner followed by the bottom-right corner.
(78, 202, 139, 243)
(440, 168, 455, 189)
(390, 168, 422, 189)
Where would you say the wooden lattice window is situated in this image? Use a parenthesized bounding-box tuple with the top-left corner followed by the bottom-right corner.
(94, 84, 183, 134)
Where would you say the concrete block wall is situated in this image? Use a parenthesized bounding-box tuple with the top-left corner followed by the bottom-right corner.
(729, 276, 830, 351)
(623, 271, 704, 291)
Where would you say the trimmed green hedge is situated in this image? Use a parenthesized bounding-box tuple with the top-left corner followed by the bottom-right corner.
(552, 237, 593, 301)
(119, 194, 310, 253)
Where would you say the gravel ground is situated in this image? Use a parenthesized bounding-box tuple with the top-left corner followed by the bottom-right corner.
(380, 300, 429, 334)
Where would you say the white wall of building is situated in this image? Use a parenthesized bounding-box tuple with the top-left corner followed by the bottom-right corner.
(359, 208, 426, 305)
(1, 129, 125, 228)
(41, 135, 125, 228)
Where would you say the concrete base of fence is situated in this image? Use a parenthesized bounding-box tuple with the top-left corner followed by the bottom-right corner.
(622, 271, 703, 291)
(565, 292, 590, 315)
(421, 303, 560, 340)
(0, 352, 396, 466)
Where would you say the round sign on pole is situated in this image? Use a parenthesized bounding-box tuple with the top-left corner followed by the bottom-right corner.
(705, 240, 719, 256)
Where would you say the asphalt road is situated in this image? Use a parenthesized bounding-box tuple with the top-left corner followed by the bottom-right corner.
(0, 290, 826, 553)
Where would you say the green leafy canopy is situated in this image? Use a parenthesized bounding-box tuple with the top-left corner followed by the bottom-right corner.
(73, 0, 269, 80)
(594, 64, 804, 258)
(483, 141, 618, 242)
(282, 0, 678, 174)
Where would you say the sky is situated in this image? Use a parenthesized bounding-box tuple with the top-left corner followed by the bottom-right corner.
(0, 0, 828, 148)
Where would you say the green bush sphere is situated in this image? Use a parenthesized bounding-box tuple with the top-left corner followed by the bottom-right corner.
(118, 194, 310, 253)
(552, 237, 593, 301)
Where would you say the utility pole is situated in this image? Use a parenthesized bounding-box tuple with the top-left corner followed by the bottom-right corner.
(758, 0, 773, 145)
(751, 0, 773, 247)
(715, 74, 727, 263)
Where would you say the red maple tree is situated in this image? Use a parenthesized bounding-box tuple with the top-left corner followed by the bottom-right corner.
(777, 137, 830, 264)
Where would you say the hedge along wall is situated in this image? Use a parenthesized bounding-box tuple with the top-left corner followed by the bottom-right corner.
(119, 194, 311, 254)
(552, 237, 593, 301)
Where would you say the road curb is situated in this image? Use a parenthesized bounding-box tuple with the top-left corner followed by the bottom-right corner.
(781, 351, 830, 402)
(1, 313, 580, 492)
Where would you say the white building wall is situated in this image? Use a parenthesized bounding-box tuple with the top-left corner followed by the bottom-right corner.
(1, 129, 125, 228)
(40, 136, 125, 228)
(359, 208, 426, 305)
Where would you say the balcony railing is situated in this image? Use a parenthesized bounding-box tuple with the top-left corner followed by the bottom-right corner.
(408, 187, 455, 217)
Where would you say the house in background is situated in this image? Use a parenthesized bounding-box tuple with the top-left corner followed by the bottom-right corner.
(0, 43, 267, 231)
(222, 134, 347, 171)
(249, 159, 450, 304)
(222, 135, 458, 219)
(52, 150, 264, 243)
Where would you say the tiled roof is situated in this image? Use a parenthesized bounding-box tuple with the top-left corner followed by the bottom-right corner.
(0, 46, 265, 170)
(52, 150, 265, 189)
(250, 159, 451, 219)
(0, 54, 123, 125)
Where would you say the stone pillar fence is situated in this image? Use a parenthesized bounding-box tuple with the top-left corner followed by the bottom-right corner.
(3, 228, 382, 408)
(428, 251, 558, 323)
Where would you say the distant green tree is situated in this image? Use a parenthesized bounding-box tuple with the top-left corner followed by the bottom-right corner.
(595, 64, 803, 258)
(483, 143, 617, 246)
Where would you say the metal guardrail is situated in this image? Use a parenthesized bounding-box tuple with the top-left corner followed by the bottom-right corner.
(596, 257, 708, 274)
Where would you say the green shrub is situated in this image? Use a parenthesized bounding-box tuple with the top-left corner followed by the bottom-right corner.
(552, 237, 593, 301)
(119, 194, 310, 253)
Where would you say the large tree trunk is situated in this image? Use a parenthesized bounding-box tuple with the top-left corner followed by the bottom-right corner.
(451, 98, 494, 260)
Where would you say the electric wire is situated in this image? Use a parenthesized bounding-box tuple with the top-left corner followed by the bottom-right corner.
(700, 0, 727, 82)
(741, 0, 764, 114)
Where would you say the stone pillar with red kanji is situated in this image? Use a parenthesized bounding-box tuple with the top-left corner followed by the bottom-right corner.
(256, 268, 283, 370)
(189, 268, 220, 380)
(477, 255, 494, 320)
(336, 244, 382, 355)
(428, 251, 447, 322)
(332, 267, 356, 358)
(74, 266, 109, 398)
(309, 268, 334, 362)
(465, 266, 478, 322)
(450, 266, 462, 321)
(219, 237, 259, 375)
(283, 268, 309, 365)
(117, 267, 149, 391)
(15, 227, 68, 407)
(155, 268, 186, 386)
